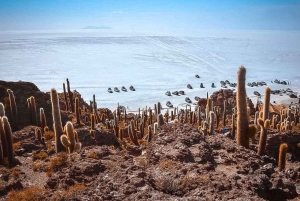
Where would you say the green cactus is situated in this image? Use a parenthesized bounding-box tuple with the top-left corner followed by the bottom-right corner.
(66, 78, 74, 112)
(50, 88, 65, 153)
(7, 89, 18, 131)
(236, 66, 249, 148)
(60, 121, 81, 153)
(90, 113, 95, 130)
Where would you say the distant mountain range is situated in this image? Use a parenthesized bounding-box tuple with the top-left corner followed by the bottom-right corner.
(82, 26, 112, 30)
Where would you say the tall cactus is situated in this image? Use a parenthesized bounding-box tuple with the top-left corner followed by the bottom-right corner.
(75, 97, 80, 125)
(222, 100, 227, 127)
(66, 78, 74, 112)
(2, 116, 13, 163)
(257, 87, 271, 156)
(7, 89, 18, 131)
(278, 143, 288, 171)
(60, 121, 81, 153)
(40, 108, 47, 134)
(0, 103, 5, 117)
(63, 83, 69, 111)
(29, 96, 38, 126)
(236, 66, 249, 148)
(50, 88, 65, 153)
(209, 111, 215, 135)
(0, 117, 9, 162)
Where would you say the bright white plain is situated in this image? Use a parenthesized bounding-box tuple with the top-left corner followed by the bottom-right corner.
(0, 30, 299, 111)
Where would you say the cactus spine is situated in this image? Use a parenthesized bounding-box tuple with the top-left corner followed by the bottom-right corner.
(278, 143, 288, 171)
(60, 121, 81, 153)
(257, 87, 271, 156)
(7, 89, 18, 131)
(236, 66, 249, 148)
(50, 88, 65, 153)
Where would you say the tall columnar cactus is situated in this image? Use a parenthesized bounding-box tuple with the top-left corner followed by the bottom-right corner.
(50, 88, 65, 153)
(130, 120, 139, 146)
(90, 113, 95, 130)
(278, 143, 288, 171)
(223, 100, 227, 127)
(153, 122, 158, 134)
(7, 89, 18, 131)
(0, 117, 9, 162)
(257, 87, 271, 156)
(75, 97, 80, 125)
(231, 114, 236, 138)
(236, 66, 249, 148)
(60, 121, 81, 153)
(215, 106, 220, 128)
(254, 111, 259, 125)
(157, 102, 161, 115)
(29, 96, 38, 126)
(157, 113, 164, 127)
(35, 127, 42, 142)
(209, 111, 215, 135)
(0, 103, 5, 117)
(40, 108, 47, 134)
(63, 83, 69, 111)
(66, 78, 74, 112)
(147, 125, 152, 143)
(2, 116, 14, 163)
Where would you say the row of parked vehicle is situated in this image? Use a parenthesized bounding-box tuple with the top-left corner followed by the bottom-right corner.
(247, 81, 267, 87)
(108, 86, 135, 93)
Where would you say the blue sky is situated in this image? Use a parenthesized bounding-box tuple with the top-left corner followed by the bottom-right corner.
(0, 0, 300, 31)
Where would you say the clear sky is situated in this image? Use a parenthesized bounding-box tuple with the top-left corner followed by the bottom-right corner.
(0, 0, 300, 31)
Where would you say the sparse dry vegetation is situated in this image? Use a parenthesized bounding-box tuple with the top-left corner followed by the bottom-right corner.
(51, 184, 86, 200)
(6, 186, 46, 201)
(12, 141, 20, 151)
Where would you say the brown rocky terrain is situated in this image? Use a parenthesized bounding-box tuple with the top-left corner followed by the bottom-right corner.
(0, 80, 300, 201)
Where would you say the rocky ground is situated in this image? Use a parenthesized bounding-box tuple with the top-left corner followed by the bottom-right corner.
(0, 81, 300, 201)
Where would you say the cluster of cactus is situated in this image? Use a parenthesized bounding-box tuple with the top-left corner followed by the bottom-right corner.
(0, 103, 14, 165)
(60, 121, 81, 153)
